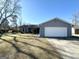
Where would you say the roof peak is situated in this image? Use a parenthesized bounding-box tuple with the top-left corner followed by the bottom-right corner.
(40, 17, 71, 25)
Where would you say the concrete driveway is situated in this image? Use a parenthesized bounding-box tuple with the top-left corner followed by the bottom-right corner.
(47, 36, 79, 59)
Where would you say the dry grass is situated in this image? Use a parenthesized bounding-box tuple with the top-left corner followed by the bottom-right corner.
(0, 33, 62, 59)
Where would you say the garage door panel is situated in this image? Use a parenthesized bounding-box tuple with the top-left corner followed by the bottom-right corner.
(45, 27, 67, 37)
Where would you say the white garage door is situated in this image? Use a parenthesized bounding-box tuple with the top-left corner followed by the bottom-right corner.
(45, 27, 67, 37)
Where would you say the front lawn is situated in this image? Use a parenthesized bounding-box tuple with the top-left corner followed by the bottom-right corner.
(0, 33, 62, 59)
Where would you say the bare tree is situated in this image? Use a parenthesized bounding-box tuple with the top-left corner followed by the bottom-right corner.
(11, 15, 17, 27)
(0, 0, 21, 27)
(19, 16, 22, 27)
(72, 12, 79, 28)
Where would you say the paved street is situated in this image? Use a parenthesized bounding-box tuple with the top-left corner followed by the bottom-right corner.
(47, 37, 79, 59)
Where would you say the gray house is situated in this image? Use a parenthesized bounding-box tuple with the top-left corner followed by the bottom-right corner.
(19, 25, 39, 34)
(39, 18, 72, 37)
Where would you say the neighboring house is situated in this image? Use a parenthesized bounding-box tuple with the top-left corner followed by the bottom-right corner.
(72, 25, 79, 34)
(39, 18, 72, 37)
(19, 25, 39, 34)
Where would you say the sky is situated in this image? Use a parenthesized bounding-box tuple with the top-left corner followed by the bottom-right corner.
(21, 0, 79, 25)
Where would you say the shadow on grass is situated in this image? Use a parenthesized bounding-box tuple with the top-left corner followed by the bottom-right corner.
(0, 33, 4, 37)
(0, 35, 63, 59)
(0, 37, 38, 59)
(1, 33, 79, 59)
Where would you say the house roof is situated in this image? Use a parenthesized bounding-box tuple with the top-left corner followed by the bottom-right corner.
(19, 25, 39, 28)
(39, 18, 71, 25)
